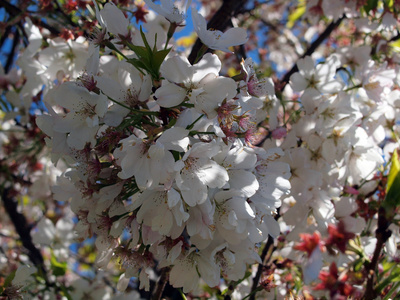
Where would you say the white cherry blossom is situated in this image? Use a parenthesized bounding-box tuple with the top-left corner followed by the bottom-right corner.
(174, 140, 229, 206)
(51, 82, 108, 150)
(192, 9, 248, 53)
(144, 0, 191, 24)
(156, 53, 237, 118)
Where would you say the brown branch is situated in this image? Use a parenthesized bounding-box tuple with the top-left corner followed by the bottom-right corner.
(1, 187, 48, 282)
(363, 207, 392, 300)
(0, 0, 60, 36)
(151, 267, 170, 300)
(249, 209, 280, 300)
(249, 235, 275, 300)
(188, 0, 248, 64)
(54, 0, 81, 28)
(0, 25, 12, 50)
(279, 16, 345, 93)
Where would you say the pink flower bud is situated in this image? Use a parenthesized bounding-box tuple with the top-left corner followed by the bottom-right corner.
(271, 127, 287, 139)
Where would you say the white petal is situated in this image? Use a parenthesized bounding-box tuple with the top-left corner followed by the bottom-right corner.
(155, 82, 187, 107)
(161, 55, 194, 85)
(32, 218, 56, 245)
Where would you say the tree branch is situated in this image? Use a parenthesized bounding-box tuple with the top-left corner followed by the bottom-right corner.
(363, 207, 392, 300)
(249, 209, 280, 300)
(249, 235, 274, 300)
(151, 267, 171, 300)
(1, 188, 48, 282)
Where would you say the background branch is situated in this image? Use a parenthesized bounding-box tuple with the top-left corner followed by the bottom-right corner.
(1, 187, 48, 282)
(4, 27, 19, 73)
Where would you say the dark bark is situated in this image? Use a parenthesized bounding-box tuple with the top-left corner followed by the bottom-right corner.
(1, 188, 48, 281)
(249, 208, 280, 300)
(4, 28, 19, 73)
(151, 267, 171, 300)
(363, 207, 392, 300)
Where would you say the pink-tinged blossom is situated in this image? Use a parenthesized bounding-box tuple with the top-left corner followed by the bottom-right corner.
(240, 57, 275, 98)
(341, 127, 384, 185)
(271, 127, 287, 139)
(169, 251, 201, 292)
(186, 200, 215, 241)
(38, 37, 89, 80)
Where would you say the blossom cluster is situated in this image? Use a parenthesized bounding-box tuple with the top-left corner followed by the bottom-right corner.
(32, 1, 292, 292)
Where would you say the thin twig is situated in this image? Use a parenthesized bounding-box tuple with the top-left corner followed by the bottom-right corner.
(249, 209, 280, 300)
(0, 25, 12, 50)
(151, 267, 171, 300)
(363, 207, 392, 300)
(249, 235, 274, 300)
(4, 28, 19, 73)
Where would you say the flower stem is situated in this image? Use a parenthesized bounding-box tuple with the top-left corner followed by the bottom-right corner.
(179, 288, 187, 300)
(165, 23, 178, 50)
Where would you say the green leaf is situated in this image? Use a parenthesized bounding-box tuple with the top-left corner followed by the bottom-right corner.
(384, 0, 394, 11)
(128, 58, 149, 72)
(353, 258, 364, 272)
(389, 39, 400, 52)
(376, 268, 400, 293)
(140, 26, 153, 53)
(384, 281, 400, 300)
(363, 0, 379, 13)
(387, 150, 400, 192)
(124, 27, 170, 80)
(50, 253, 68, 276)
(287, 0, 306, 29)
(383, 150, 400, 217)
(3, 270, 16, 288)
(382, 260, 397, 273)
(153, 48, 171, 73)
(60, 284, 73, 300)
(127, 44, 150, 60)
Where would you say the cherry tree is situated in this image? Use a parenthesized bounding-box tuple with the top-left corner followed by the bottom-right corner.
(0, 0, 400, 299)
